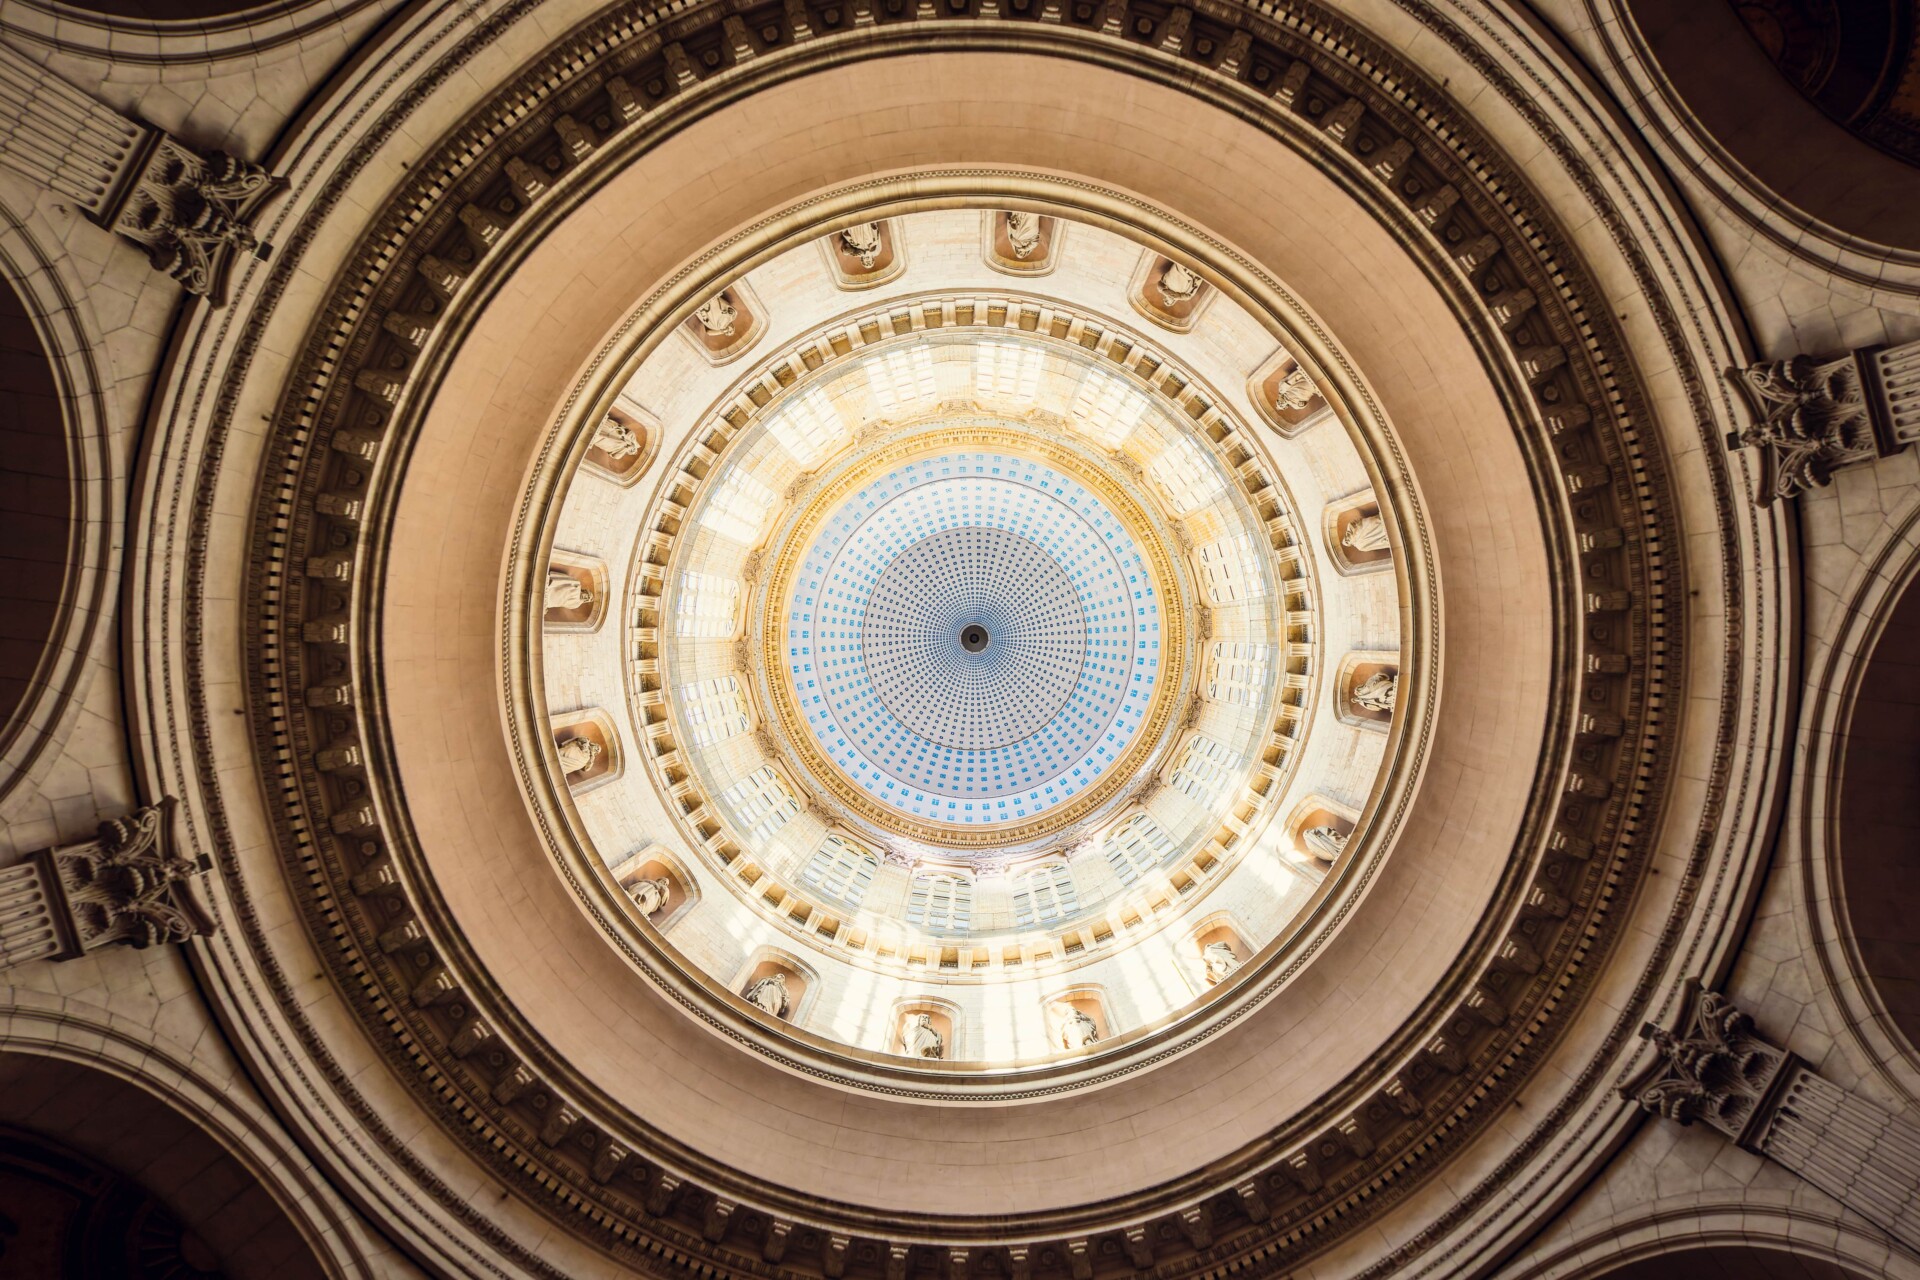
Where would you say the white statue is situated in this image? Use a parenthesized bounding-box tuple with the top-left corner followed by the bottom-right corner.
(1342, 513, 1391, 554)
(556, 736, 602, 777)
(839, 222, 883, 269)
(1303, 824, 1348, 862)
(627, 875, 671, 918)
(743, 973, 791, 1018)
(1157, 261, 1202, 308)
(1005, 211, 1043, 260)
(1202, 940, 1240, 986)
(545, 570, 594, 612)
(694, 293, 738, 338)
(1274, 365, 1318, 412)
(592, 416, 643, 459)
(900, 1012, 944, 1059)
(1054, 1004, 1100, 1051)
(1351, 671, 1398, 713)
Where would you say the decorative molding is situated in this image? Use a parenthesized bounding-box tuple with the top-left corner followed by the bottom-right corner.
(204, 0, 1698, 1274)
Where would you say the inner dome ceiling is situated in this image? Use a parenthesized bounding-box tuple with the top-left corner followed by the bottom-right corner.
(531, 207, 1410, 1070)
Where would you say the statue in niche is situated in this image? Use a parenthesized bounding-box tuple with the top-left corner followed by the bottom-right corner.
(1274, 365, 1318, 413)
(840, 222, 883, 269)
(627, 875, 671, 919)
(1203, 940, 1240, 985)
(556, 736, 602, 778)
(1005, 211, 1043, 260)
(1054, 1003, 1100, 1051)
(1342, 513, 1390, 555)
(1351, 670, 1398, 714)
(544, 570, 594, 613)
(694, 293, 738, 338)
(743, 973, 792, 1019)
(1156, 260, 1202, 308)
(1303, 824, 1349, 862)
(901, 1012, 945, 1059)
(592, 416, 643, 460)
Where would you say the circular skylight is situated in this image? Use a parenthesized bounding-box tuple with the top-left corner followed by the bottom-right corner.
(790, 455, 1161, 827)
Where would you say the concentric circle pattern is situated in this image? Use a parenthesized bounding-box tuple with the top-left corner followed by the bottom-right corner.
(864, 525, 1086, 751)
(789, 453, 1161, 829)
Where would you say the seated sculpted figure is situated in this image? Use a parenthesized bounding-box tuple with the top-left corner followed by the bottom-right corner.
(556, 736, 601, 777)
(743, 973, 791, 1019)
(840, 222, 883, 269)
(1304, 824, 1349, 862)
(694, 294, 738, 338)
(900, 1012, 944, 1059)
(1341, 513, 1391, 555)
(1351, 670, 1397, 713)
(1005, 211, 1043, 260)
(544, 570, 594, 613)
(626, 875, 671, 919)
(1157, 261, 1202, 308)
(1203, 940, 1240, 985)
(591, 416, 642, 460)
(1055, 1004, 1100, 1052)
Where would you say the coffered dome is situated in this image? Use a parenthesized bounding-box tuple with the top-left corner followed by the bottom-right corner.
(533, 208, 1405, 1072)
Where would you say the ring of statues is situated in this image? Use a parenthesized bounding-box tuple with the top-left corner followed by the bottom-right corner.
(533, 207, 1411, 1072)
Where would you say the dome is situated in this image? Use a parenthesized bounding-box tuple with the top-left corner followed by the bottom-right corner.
(534, 209, 1405, 1073)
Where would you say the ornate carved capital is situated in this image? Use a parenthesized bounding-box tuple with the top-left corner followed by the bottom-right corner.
(0, 799, 214, 966)
(1725, 344, 1916, 504)
(99, 137, 283, 305)
(1623, 983, 1791, 1144)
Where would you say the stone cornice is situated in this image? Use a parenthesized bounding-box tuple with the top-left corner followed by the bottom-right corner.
(138, 0, 1746, 1275)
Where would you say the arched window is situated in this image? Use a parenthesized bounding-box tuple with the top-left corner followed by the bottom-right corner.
(766, 387, 850, 470)
(1012, 862, 1078, 927)
(1191, 532, 1265, 604)
(801, 834, 878, 908)
(699, 468, 776, 545)
(680, 675, 751, 746)
(673, 570, 741, 638)
(1166, 734, 1237, 808)
(719, 766, 800, 841)
(906, 871, 972, 932)
(1204, 640, 1272, 707)
(1104, 811, 1174, 886)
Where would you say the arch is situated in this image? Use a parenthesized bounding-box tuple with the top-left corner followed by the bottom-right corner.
(1605, 0, 1920, 260)
(0, 208, 121, 810)
(0, 275, 68, 738)
(1795, 489, 1920, 1106)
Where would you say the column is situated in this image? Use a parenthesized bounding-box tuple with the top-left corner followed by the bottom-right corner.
(0, 798, 215, 969)
(1626, 983, 1920, 1253)
(0, 43, 281, 304)
(1726, 339, 1920, 504)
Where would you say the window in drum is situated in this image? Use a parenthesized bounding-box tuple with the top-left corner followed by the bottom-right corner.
(1192, 533, 1266, 606)
(1104, 812, 1174, 886)
(719, 766, 800, 841)
(907, 872, 972, 932)
(1012, 862, 1079, 927)
(680, 675, 751, 746)
(673, 571, 741, 638)
(700, 467, 777, 546)
(801, 834, 878, 908)
(1204, 641, 1273, 707)
(1167, 734, 1237, 808)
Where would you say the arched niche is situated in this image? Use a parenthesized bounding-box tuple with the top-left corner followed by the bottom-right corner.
(1836, 571, 1920, 1056)
(1325, 491, 1393, 576)
(0, 1054, 328, 1280)
(542, 549, 608, 632)
(819, 218, 907, 289)
(1042, 986, 1112, 1053)
(608, 842, 700, 932)
(1335, 651, 1400, 730)
(1127, 250, 1214, 333)
(885, 995, 964, 1062)
(733, 948, 821, 1026)
(1284, 793, 1360, 874)
(0, 276, 68, 738)
(1184, 912, 1251, 994)
(550, 707, 622, 793)
(1622, 0, 1920, 249)
(582, 402, 657, 486)
(981, 209, 1064, 276)
(1247, 345, 1333, 438)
